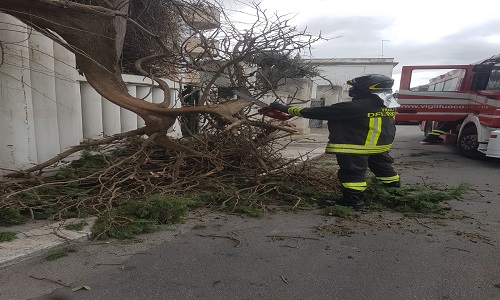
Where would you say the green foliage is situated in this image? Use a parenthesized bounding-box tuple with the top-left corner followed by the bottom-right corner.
(17, 186, 90, 220)
(55, 150, 108, 180)
(196, 184, 240, 204)
(91, 195, 193, 240)
(0, 208, 26, 227)
(232, 205, 263, 218)
(91, 218, 158, 240)
(195, 176, 331, 216)
(323, 205, 353, 218)
(262, 175, 333, 205)
(0, 231, 18, 243)
(45, 246, 76, 261)
(1, 142, 473, 241)
(0, 152, 105, 227)
(250, 51, 320, 90)
(365, 179, 471, 214)
(196, 184, 265, 217)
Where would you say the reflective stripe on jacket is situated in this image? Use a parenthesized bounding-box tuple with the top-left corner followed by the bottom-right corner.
(286, 94, 396, 155)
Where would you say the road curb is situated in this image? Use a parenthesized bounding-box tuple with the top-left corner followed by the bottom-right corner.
(0, 217, 96, 268)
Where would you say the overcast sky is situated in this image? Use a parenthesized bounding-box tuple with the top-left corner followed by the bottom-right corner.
(223, 0, 500, 90)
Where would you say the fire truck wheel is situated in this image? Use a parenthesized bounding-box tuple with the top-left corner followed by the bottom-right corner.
(457, 126, 486, 159)
(423, 121, 434, 137)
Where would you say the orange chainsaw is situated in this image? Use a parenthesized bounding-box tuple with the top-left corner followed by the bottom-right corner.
(233, 90, 291, 120)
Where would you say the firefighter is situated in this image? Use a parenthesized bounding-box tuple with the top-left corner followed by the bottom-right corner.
(270, 74, 401, 211)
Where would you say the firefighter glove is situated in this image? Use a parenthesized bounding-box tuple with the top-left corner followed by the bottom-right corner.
(269, 102, 289, 113)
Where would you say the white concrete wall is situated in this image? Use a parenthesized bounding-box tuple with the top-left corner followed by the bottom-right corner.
(0, 14, 182, 176)
(54, 43, 84, 152)
(0, 16, 37, 172)
(316, 85, 343, 106)
(309, 58, 396, 86)
(28, 31, 61, 163)
(136, 86, 153, 128)
(273, 78, 315, 135)
(307, 58, 397, 104)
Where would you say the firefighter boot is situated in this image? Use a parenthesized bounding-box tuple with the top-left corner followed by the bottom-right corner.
(383, 181, 401, 188)
(336, 194, 365, 212)
(420, 135, 444, 144)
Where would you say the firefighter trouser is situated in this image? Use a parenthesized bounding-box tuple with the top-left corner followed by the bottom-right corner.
(428, 119, 464, 138)
(335, 152, 400, 197)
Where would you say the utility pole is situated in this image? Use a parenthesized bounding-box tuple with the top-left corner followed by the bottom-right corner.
(381, 40, 390, 57)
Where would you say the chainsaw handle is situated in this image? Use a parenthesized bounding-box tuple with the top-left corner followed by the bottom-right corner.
(257, 107, 291, 120)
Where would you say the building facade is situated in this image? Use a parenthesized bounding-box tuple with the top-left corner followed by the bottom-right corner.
(306, 58, 398, 106)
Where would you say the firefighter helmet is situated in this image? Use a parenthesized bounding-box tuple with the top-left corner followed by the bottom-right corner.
(347, 74, 394, 97)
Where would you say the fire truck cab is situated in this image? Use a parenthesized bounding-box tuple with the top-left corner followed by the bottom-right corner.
(395, 54, 500, 159)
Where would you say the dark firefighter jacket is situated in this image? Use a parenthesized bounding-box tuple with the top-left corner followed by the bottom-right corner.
(286, 94, 396, 155)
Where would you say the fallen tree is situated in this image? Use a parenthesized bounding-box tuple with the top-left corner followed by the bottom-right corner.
(0, 0, 323, 169)
(0, 0, 332, 230)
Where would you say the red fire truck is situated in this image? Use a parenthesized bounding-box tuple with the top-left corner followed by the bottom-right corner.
(395, 54, 500, 159)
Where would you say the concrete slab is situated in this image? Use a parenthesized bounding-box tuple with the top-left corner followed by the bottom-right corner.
(0, 218, 95, 268)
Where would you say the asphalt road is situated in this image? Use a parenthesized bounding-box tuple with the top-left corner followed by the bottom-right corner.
(1, 125, 499, 300)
